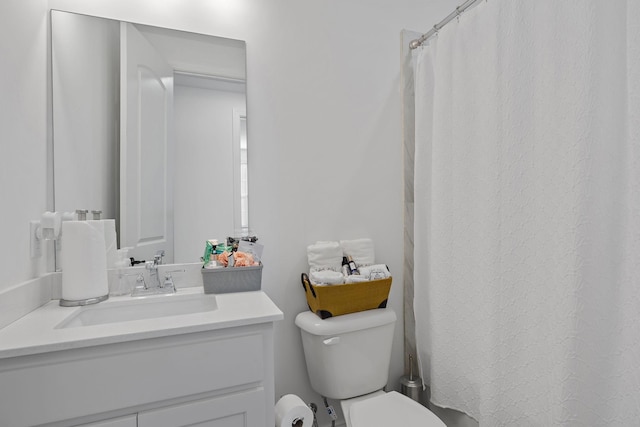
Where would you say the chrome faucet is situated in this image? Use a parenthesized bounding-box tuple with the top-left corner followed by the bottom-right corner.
(131, 250, 186, 296)
(144, 250, 165, 289)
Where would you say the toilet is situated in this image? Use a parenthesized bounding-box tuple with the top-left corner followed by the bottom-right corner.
(295, 308, 445, 426)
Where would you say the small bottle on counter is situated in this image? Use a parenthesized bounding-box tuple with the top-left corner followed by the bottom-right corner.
(347, 255, 359, 275)
(342, 256, 350, 276)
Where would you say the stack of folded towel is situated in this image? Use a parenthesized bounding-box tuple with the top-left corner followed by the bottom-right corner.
(358, 264, 391, 280)
(306, 238, 390, 286)
(340, 238, 376, 267)
(310, 270, 345, 285)
(307, 241, 343, 273)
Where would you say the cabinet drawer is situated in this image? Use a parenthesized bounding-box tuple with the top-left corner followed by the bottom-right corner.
(0, 329, 265, 426)
(138, 389, 265, 427)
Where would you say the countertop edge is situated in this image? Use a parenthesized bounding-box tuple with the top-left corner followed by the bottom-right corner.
(0, 289, 284, 360)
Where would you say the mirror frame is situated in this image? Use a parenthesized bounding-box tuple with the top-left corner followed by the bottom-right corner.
(50, 10, 249, 265)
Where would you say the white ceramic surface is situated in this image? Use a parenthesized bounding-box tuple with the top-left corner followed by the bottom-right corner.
(56, 292, 218, 328)
(0, 287, 283, 359)
(295, 309, 396, 400)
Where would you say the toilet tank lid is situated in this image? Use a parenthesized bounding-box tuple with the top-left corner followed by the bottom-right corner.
(295, 308, 396, 336)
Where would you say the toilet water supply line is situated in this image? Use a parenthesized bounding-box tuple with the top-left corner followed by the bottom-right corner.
(323, 396, 337, 427)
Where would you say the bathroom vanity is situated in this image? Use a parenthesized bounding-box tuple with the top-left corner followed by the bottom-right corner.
(0, 288, 283, 427)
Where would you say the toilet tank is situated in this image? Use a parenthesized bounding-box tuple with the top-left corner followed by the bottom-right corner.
(295, 308, 396, 400)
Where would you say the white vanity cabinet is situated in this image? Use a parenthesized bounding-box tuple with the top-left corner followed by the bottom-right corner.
(137, 388, 264, 427)
(75, 390, 263, 427)
(0, 291, 282, 427)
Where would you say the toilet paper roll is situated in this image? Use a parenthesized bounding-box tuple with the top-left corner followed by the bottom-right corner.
(275, 394, 313, 427)
(61, 221, 109, 301)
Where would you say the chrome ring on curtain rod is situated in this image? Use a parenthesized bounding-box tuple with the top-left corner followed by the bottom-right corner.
(409, 0, 483, 50)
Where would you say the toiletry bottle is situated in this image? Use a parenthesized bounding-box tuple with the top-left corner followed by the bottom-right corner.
(347, 256, 359, 275)
(342, 256, 351, 276)
(205, 254, 221, 269)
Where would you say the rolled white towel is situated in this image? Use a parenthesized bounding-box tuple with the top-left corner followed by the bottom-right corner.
(307, 241, 343, 273)
(310, 270, 345, 286)
(345, 275, 370, 284)
(340, 238, 375, 267)
(358, 264, 391, 280)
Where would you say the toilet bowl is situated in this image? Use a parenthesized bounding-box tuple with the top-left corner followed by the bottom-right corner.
(295, 309, 446, 426)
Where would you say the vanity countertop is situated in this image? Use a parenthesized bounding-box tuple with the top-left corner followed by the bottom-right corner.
(0, 287, 283, 359)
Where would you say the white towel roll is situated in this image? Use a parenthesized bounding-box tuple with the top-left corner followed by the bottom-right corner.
(310, 270, 345, 286)
(345, 275, 371, 284)
(61, 221, 109, 301)
(88, 219, 117, 269)
(340, 238, 375, 267)
(307, 241, 343, 273)
(358, 264, 391, 280)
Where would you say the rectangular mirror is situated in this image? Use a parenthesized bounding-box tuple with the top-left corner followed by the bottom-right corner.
(51, 10, 248, 265)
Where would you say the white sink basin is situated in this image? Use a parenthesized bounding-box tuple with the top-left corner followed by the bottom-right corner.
(56, 293, 218, 329)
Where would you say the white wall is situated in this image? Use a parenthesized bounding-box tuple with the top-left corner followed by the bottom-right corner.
(5, 0, 457, 425)
(0, 0, 49, 289)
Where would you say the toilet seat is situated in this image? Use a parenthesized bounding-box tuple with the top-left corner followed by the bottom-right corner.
(348, 391, 446, 426)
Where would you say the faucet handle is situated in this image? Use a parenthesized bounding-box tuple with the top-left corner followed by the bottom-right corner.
(127, 273, 147, 290)
(162, 269, 185, 290)
(154, 250, 165, 265)
(163, 269, 185, 281)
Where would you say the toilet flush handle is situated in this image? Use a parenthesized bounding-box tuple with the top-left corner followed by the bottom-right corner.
(323, 337, 340, 346)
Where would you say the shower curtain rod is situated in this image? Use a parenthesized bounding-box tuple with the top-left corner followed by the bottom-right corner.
(409, 0, 483, 49)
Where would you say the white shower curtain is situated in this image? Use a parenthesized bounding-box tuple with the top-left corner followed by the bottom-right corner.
(413, 1, 640, 425)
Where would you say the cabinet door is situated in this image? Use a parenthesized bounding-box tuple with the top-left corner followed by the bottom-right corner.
(77, 415, 137, 427)
(138, 389, 265, 427)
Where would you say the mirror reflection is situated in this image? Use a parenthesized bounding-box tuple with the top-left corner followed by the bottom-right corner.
(51, 11, 248, 265)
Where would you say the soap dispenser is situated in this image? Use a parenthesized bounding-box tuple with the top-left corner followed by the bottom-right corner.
(111, 248, 132, 296)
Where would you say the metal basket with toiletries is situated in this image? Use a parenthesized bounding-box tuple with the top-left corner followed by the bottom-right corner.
(302, 239, 392, 318)
(201, 237, 264, 294)
(202, 263, 263, 294)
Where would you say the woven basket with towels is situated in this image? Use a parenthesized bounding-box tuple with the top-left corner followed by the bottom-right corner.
(302, 238, 392, 318)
